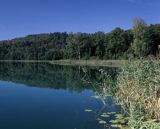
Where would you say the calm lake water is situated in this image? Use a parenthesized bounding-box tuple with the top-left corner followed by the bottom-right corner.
(0, 62, 121, 129)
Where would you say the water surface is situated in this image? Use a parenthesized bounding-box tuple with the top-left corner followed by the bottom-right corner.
(0, 62, 121, 129)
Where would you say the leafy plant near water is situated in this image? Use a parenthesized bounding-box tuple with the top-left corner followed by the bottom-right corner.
(116, 60, 160, 128)
(82, 66, 118, 104)
(84, 60, 160, 128)
(83, 67, 126, 128)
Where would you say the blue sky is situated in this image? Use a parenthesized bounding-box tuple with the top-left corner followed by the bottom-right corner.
(0, 0, 159, 40)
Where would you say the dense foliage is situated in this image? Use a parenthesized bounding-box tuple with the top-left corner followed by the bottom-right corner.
(0, 18, 160, 60)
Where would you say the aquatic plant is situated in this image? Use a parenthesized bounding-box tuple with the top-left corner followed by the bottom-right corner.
(84, 60, 160, 128)
(116, 60, 160, 128)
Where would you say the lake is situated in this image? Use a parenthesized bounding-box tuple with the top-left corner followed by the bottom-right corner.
(0, 62, 121, 129)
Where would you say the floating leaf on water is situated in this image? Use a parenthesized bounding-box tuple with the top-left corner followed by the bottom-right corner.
(107, 112, 116, 115)
(84, 109, 93, 112)
(116, 116, 125, 120)
(96, 118, 102, 121)
(100, 114, 110, 118)
(115, 114, 123, 116)
(115, 114, 124, 119)
(111, 124, 122, 128)
(115, 114, 124, 117)
(101, 112, 107, 115)
(110, 120, 119, 124)
(98, 120, 106, 124)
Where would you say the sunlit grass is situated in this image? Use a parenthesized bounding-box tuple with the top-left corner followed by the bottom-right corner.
(116, 60, 160, 128)
(83, 60, 160, 128)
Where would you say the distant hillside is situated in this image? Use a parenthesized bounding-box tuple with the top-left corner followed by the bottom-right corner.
(0, 18, 160, 60)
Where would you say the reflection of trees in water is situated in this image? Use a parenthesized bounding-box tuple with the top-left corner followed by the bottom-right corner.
(0, 62, 117, 92)
(83, 68, 122, 128)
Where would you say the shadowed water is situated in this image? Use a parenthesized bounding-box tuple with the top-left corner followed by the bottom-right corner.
(0, 62, 121, 129)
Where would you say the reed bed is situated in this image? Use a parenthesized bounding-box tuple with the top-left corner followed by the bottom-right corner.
(116, 60, 160, 128)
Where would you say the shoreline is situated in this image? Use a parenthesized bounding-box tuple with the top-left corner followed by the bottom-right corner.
(0, 59, 127, 67)
(49, 59, 126, 67)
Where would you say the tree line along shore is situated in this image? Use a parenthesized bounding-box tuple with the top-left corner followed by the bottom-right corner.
(0, 17, 160, 61)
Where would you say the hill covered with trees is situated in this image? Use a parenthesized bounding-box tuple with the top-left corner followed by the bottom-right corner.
(0, 18, 160, 60)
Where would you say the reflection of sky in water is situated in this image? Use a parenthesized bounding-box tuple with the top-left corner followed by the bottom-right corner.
(0, 63, 120, 129)
(0, 80, 121, 129)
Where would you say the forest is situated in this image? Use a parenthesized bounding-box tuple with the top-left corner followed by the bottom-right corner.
(0, 18, 160, 60)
